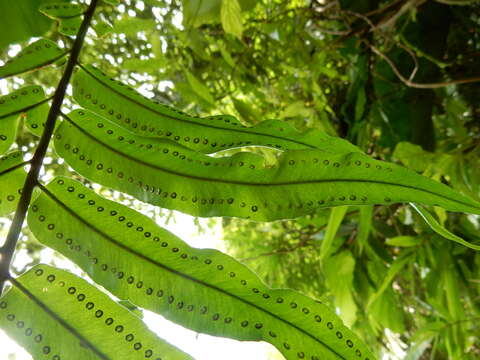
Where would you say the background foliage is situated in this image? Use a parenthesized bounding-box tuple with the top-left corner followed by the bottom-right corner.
(1, 0, 480, 359)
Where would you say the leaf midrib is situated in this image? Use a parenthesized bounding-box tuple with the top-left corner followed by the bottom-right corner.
(61, 114, 480, 212)
(11, 277, 110, 360)
(0, 161, 28, 177)
(39, 185, 347, 359)
(77, 64, 317, 150)
(0, 52, 69, 80)
(0, 96, 53, 121)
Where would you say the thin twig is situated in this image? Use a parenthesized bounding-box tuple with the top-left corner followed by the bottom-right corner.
(366, 41, 480, 89)
(375, 0, 427, 30)
(397, 42, 419, 81)
(434, 0, 478, 5)
(345, 10, 377, 31)
(241, 239, 314, 262)
(365, 0, 404, 17)
(241, 210, 360, 262)
(0, 0, 99, 294)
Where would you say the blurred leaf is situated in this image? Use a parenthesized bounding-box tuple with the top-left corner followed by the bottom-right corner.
(114, 17, 156, 36)
(324, 250, 357, 326)
(280, 101, 312, 119)
(0, 39, 66, 79)
(182, 0, 222, 27)
(185, 70, 215, 105)
(232, 98, 257, 123)
(411, 204, 480, 250)
(386, 236, 421, 247)
(393, 142, 453, 174)
(221, 0, 244, 39)
(58, 16, 82, 36)
(366, 260, 405, 334)
(320, 206, 348, 260)
(219, 42, 236, 68)
(93, 20, 113, 38)
(39, 3, 86, 19)
(122, 58, 166, 73)
(356, 205, 373, 254)
(367, 252, 414, 310)
(0, 0, 62, 52)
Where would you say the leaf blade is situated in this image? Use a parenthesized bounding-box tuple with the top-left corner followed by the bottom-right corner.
(0, 39, 67, 79)
(39, 2, 86, 18)
(320, 206, 349, 260)
(0, 86, 51, 147)
(221, 0, 244, 39)
(366, 252, 414, 310)
(54, 109, 480, 221)
(0, 265, 192, 360)
(28, 177, 376, 360)
(72, 64, 360, 154)
(411, 203, 480, 250)
(0, 151, 26, 216)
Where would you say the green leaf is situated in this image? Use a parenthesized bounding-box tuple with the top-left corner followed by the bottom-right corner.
(0, 264, 192, 360)
(280, 101, 312, 119)
(323, 250, 357, 326)
(365, 260, 405, 334)
(0, 151, 26, 216)
(411, 203, 480, 250)
(113, 17, 156, 36)
(185, 71, 215, 105)
(1, 86, 50, 153)
(54, 109, 480, 221)
(58, 16, 82, 36)
(182, 0, 222, 28)
(0, 39, 67, 79)
(18, 86, 50, 137)
(232, 98, 258, 124)
(320, 206, 348, 260)
(93, 20, 113, 37)
(221, 0, 243, 39)
(356, 205, 373, 254)
(39, 2, 86, 18)
(0, 112, 19, 156)
(385, 236, 421, 247)
(72, 64, 361, 154)
(393, 142, 453, 174)
(0, 0, 60, 52)
(366, 252, 414, 310)
(219, 43, 237, 68)
(28, 177, 376, 360)
(122, 58, 166, 72)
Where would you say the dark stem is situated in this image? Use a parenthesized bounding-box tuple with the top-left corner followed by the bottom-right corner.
(0, 0, 99, 294)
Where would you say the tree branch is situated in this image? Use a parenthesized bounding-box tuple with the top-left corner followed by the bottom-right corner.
(0, 0, 99, 295)
(366, 41, 480, 89)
